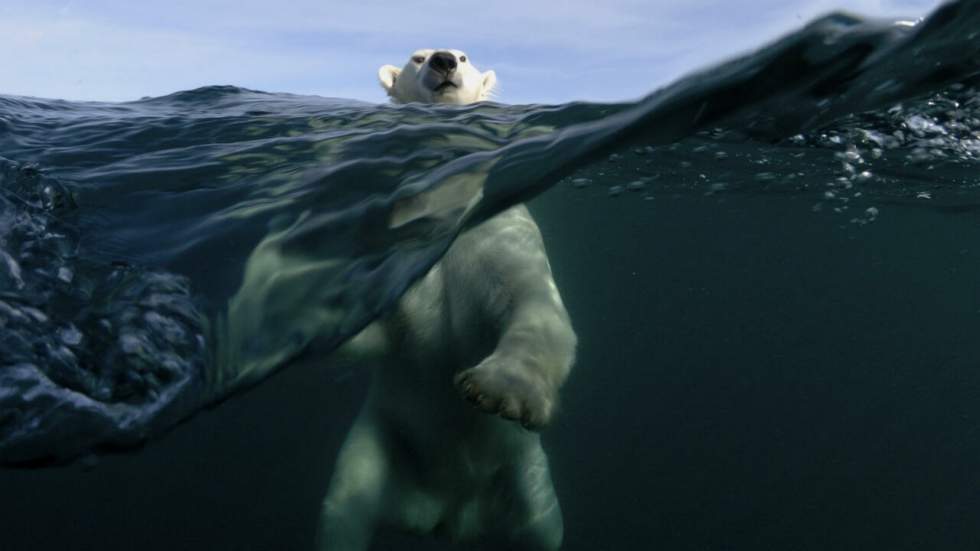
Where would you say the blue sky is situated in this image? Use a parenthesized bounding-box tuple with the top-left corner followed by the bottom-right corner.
(0, 0, 943, 104)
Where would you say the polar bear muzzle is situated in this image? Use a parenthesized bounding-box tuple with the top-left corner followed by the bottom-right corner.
(423, 51, 461, 93)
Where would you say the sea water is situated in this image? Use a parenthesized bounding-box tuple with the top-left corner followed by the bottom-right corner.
(1, 1, 979, 549)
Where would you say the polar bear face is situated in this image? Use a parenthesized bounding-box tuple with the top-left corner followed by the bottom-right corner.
(378, 49, 497, 105)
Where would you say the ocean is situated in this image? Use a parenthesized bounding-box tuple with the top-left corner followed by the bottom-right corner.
(1, 1, 979, 549)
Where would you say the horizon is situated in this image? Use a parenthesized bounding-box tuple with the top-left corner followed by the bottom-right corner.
(0, 0, 944, 105)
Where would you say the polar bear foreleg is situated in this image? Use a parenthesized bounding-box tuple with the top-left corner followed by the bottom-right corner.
(450, 207, 577, 429)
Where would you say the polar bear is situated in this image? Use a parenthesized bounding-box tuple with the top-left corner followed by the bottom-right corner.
(317, 50, 576, 551)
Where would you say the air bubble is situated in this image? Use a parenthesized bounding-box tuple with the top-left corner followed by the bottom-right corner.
(59, 324, 83, 347)
(0, 250, 25, 291)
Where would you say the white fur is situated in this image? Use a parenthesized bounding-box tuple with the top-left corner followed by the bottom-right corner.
(378, 49, 497, 105)
(318, 51, 575, 551)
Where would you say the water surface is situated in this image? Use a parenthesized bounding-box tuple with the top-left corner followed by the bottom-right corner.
(1, 1, 979, 549)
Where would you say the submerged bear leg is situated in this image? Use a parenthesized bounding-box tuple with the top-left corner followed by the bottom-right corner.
(488, 443, 564, 551)
(317, 414, 389, 551)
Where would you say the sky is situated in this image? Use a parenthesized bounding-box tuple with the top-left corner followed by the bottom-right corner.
(0, 0, 946, 105)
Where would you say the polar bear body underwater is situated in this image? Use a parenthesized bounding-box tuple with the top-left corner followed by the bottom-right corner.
(318, 50, 576, 551)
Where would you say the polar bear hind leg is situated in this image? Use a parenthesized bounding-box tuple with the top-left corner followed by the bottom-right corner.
(318, 419, 562, 551)
(318, 409, 447, 551)
(317, 413, 391, 551)
(492, 443, 565, 551)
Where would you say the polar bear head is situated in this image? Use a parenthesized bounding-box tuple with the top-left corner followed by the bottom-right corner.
(378, 49, 497, 105)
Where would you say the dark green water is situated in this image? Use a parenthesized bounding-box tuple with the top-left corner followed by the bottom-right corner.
(2, 1, 980, 549)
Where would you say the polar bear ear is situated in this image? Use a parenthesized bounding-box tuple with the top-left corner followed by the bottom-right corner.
(480, 70, 497, 100)
(378, 65, 401, 95)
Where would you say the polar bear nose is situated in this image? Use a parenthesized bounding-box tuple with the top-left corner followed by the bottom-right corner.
(428, 52, 457, 75)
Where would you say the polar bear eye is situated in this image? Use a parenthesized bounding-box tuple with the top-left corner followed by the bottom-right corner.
(459, 56, 467, 63)
(412, 55, 425, 64)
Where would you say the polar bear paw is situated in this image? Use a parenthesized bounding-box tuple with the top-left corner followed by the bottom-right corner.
(454, 356, 556, 429)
